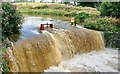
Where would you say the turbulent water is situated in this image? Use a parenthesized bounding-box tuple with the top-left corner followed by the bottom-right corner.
(46, 29, 104, 60)
(45, 48, 118, 72)
(6, 28, 104, 72)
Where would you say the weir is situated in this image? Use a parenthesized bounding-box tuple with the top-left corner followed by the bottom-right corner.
(6, 28, 105, 72)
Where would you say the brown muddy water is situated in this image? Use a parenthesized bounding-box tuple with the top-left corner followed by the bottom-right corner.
(9, 16, 70, 42)
(6, 16, 105, 72)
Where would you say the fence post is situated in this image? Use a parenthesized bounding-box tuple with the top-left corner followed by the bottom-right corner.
(50, 24, 53, 28)
(40, 24, 44, 30)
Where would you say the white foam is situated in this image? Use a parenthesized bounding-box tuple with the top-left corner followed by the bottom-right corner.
(44, 48, 118, 72)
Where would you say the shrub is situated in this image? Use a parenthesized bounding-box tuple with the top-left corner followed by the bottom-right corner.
(77, 2, 95, 7)
(104, 32, 120, 48)
(0, 47, 9, 73)
(100, 2, 120, 18)
(82, 17, 120, 48)
(2, 2, 23, 40)
(63, 2, 70, 5)
(75, 12, 90, 23)
(83, 17, 119, 33)
(77, 2, 101, 9)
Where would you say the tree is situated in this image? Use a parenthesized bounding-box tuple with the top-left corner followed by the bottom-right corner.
(100, 2, 120, 18)
(2, 2, 23, 40)
(77, 2, 100, 7)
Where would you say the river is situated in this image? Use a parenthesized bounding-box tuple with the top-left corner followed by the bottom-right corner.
(10, 16, 73, 42)
(6, 16, 118, 72)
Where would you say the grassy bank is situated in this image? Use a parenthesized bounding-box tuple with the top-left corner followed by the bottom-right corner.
(13, 2, 100, 17)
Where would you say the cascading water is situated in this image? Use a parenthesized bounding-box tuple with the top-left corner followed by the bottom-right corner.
(6, 34, 61, 72)
(6, 28, 105, 72)
(45, 29, 104, 60)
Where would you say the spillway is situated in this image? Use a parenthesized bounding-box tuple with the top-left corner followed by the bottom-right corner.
(6, 28, 104, 72)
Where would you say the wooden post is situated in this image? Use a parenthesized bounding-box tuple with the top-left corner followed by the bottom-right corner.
(50, 24, 53, 28)
(40, 24, 44, 30)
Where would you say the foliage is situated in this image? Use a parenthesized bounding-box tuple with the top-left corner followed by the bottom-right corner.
(2, 2, 23, 40)
(14, 3, 100, 17)
(77, 2, 101, 8)
(0, 47, 8, 51)
(0, 48, 9, 73)
(63, 2, 70, 5)
(100, 2, 120, 18)
(83, 17, 119, 33)
(104, 32, 120, 48)
(80, 17, 120, 48)
(75, 12, 90, 23)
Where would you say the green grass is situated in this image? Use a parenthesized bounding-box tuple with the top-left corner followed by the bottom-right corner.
(19, 9, 67, 16)
(14, 2, 100, 17)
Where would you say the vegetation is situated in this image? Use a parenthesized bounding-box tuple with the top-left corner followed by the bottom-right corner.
(79, 16, 120, 48)
(74, 2, 120, 48)
(2, 2, 23, 40)
(20, 9, 67, 16)
(77, 2, 101, 8)
(74, 2, 120, 33)
(100, 2, 120, 18)
(75, 12, 90, 23)
(13, 2, 100, 17)
(12, 2, 120, 48)
(82, 17, 120, 32)
(4, 2, 119, 48)
(1, 2, 119, 73)
(104, 32, 120, 48)
(0, 47, 9, 73)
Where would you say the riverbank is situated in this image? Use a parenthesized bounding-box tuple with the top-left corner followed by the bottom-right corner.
(13, 2, 100, 17)
(13, 2, 120, 48)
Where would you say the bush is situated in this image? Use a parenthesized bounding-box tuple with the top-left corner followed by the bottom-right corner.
(77, 2, 101, 9)
(75, 12, 90, 23)
(100, 2, 120, 18)
(2, 2, 23, 40)
(82, 17, 120, 48)
(77, 2, 95, 7)
(104, 32, 120, 48)
(83, 17, 119, 33)
(0, 47, 9, 73)
(64, 2, 70, 5)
